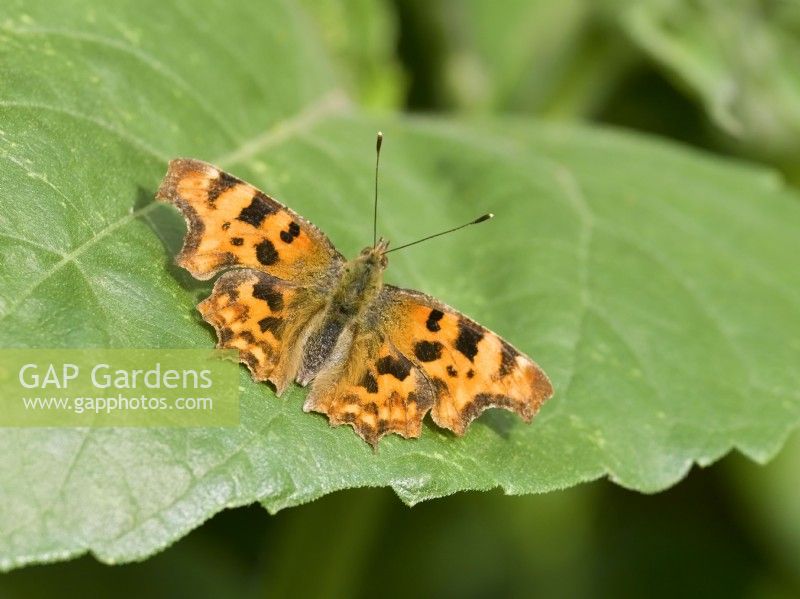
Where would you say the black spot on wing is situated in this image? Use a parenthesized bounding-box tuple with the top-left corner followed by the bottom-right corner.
(430, 376, 448, 395)
(207, 172, 238, 204)
(341, 393, 359, 405)
(215, 273, 242, 301)
(426, 309, 444, 332)
(499, 340, 519, 377)
(237, 192, 275, 227)
(279, 221, 301, 244)
(414, 340, 443, 362)
(446, 365, 458, 378)
(240, 350, 259, 372)
(258, 316, 284, 338)
(216, 252, 237, 269)
(255, 239, 279, 265)
(455, 319, 483, 362)
(360, 372, 378, 394)
(376, 355, 411, 381)
(252, 281, 283, 311)
(231, 237, 244, 246)
(359, 422, 378, 446)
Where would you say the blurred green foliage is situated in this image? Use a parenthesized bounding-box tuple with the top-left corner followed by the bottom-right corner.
(398, 0, 800, 176)
(397, 0, 637, 117)
(1, 0, 799, 596)
(621, 0, 800, 163)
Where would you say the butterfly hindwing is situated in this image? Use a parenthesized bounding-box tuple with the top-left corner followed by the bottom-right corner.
(303, 328, 435, 446)
(379, 285, 554, 435)
(157, 158, 344, 284)
(198, 269, 329, 393)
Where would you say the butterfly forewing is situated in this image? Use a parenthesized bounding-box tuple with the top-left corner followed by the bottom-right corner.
(378, 286, 553, 435)
(157, 158, 343, 284)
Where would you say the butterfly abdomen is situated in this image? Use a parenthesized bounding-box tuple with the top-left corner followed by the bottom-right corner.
(297, 318, 348, 385)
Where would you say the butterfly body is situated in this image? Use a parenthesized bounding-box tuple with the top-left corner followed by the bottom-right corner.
(158, 157, 553, 447)
(296, 242, 387, 385)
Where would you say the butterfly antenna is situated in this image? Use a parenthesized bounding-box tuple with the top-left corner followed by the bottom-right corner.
(383, 213, 494, 254)
(373, 131, 383, 248)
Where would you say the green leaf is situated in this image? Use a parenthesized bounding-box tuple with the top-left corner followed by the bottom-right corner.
(1, 0, 799, 569)
(620, 0, 800, 157)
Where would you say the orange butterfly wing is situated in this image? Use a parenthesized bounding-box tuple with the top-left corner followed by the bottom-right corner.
(156, 158, 343, 284)
(303, 284, 553, 446)
(302, 327, 436, 446)
(196, 269, 328, 393)
(382, 285, 553, 435)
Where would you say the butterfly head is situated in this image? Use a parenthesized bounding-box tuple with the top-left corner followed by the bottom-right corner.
(358, 237, 390, 270)
(333, 239, 388, 316)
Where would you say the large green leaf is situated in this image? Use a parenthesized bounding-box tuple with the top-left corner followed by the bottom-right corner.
(1, 0, 799, 569)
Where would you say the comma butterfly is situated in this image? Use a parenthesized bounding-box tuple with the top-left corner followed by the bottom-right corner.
(157, 134, 553, 446)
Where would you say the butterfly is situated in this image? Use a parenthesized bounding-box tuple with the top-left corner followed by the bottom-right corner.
(156, 133, 553, 447)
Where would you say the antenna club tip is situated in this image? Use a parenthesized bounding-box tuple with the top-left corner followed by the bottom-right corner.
(376, 131, 383, 151)
(474, 213, 494, 224)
